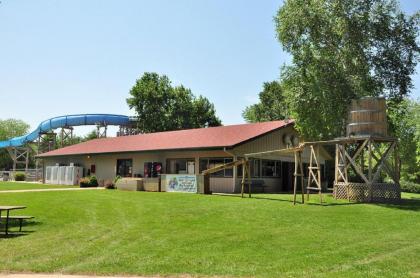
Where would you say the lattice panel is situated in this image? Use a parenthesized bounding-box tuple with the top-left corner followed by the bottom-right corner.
(334, 182, 401, 203)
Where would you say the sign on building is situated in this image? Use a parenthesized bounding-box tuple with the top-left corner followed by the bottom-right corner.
(165, 175, 197, 193)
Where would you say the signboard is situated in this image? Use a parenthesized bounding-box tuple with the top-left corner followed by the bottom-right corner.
(165, 175, 197, 193)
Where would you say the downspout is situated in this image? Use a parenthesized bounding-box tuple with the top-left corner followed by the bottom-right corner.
(223, 147, 237, 193)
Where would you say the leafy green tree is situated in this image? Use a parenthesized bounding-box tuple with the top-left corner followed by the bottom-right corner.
(243, 81, 288, 122)
(389, 99, 420, 182)
(127, 72, 221, 133)
(83, 130, 99, 141)
(275, 0, 419, 140)
(0, 119, 30, 170)
(0, 119, 29, 141)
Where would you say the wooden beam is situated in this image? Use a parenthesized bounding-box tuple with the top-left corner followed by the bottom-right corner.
(344, 150, 369, 184)
(344, 139, 369, 172)
(372, 142, 395, 183)
(202, 159, 245, 175)
(246, 160, 252, 198)
(241, 161, 246, 198)
(244, 145, 304, 158)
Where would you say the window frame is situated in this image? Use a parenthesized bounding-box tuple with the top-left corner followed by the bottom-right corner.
(199, 157, 233, 178)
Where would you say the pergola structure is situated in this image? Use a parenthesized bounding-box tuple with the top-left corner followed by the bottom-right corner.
(202, 135, 400, 205)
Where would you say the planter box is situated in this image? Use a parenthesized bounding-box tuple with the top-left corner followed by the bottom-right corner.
(116, 178, 144, 191)
(143, 178, 160, 192)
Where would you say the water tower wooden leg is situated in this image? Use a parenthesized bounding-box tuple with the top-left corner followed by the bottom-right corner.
(368, 139, 373, 202)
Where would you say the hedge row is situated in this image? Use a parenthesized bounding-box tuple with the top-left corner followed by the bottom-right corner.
(400, 181, 420, 194)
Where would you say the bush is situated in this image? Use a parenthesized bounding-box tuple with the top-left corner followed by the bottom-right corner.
(79, 176, 98, 188)
(89, 175, 98, 187)
(114, 175, 122, 184)
(400, 180, 420, 194)
(79, 177, 91, 187)
(104, 180, 115, 189)
(14, 172, 26, 181)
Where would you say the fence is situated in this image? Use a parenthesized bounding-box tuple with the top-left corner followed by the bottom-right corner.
(2, 169, 43, 182)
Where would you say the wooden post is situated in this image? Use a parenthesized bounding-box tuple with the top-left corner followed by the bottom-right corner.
(241, 160, 246, 198)
(334, 144, 338, 198)
(316, 145, 322, 203)
(368, 139, 373, 202)
(293, 152, 297, 205)
(299, 151, 304, 204)
(247, 160, 252, 198)
(395, 143, 400, 185)
(293, 150, 305, 205)
(306, 146, 313, 201)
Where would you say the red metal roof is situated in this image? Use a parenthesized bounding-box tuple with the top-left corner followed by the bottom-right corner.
(38, 120, 294, 157)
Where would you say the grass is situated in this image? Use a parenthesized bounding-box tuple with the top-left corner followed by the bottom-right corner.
(0, 181, 77, 191)
(0, 185, 419, 277)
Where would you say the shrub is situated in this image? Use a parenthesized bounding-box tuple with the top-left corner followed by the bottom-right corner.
(79, 177, 91, 188)
(14, 172, 26, 181)
(400, 180, 420, 194)
(89, 175, 98, 187)
(114, 175, 122, 184)
(104, 180, 115, 189)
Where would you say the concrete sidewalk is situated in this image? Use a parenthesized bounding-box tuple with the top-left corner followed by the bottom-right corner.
(0, 187, 105, 194)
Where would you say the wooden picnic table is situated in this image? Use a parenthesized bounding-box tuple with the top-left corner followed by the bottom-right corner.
(0, 206, 26, 235)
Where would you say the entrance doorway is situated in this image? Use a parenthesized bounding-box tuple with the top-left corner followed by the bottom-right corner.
(281, 161, 295, 192)
(116, 159, 133, 177)
(166, 158, 195, 174)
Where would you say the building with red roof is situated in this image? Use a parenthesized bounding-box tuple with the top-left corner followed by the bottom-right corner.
(39, 120, 330, 193)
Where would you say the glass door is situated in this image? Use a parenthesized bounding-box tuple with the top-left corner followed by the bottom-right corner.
(116, 159, 133, 177)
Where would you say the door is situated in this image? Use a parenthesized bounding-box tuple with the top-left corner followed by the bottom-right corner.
(116, 159, 133, 177)
(281, 162, 295, 192)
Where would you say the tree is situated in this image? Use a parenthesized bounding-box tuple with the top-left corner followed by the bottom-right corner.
(83, 130, 99, 142)
(243, 81, 288, 122)
(275, 0, 419, 140)
(388, 98, 420, 182)
(127, 72, 221, 133)
(0, 119, 30, 170)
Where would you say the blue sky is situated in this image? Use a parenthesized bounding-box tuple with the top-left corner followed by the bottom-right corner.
(0, 0, 419, 135)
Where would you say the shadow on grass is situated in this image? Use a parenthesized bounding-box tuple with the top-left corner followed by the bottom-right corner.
(374, 197, 420, 211)
(0, 220, 40, 238)
(212, 193, 359, 207)
(0, 233, 31, 239)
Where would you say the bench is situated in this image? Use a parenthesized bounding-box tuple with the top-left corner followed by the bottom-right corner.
(245, 180, 267, 193)
(0, 216, 34, 232)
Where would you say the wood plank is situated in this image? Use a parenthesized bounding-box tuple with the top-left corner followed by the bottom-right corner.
(372, 142, 395, 183)
(344, 150, 369, 184)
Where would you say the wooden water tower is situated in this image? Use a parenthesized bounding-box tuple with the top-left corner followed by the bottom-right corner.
(333, 97, 401, 202)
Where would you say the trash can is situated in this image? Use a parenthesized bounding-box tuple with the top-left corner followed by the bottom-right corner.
(2, 172, 10, 181)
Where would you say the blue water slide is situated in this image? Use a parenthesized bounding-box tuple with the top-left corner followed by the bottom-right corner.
(0, 114, 132, 148)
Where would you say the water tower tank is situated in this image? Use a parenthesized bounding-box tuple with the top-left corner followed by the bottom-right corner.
(347, 97, 388, 137)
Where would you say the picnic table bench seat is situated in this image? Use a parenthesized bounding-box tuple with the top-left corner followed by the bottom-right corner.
(0, 215, 34, 232)
(244, 180, 267, 193)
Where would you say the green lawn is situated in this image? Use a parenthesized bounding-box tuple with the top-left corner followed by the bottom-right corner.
(0, 181, 77, 191)
(0, 187, 419, 278)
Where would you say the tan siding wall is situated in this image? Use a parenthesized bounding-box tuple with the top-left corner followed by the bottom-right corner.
(232, 126, 325, 163)
(43, 150, 235, 186)
(42, 125, 329, 192)
(233, 178, 282, 193)
(210, 177, 235, 193)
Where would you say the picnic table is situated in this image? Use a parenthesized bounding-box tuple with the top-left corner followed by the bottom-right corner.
(0, 206, 26, 235)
